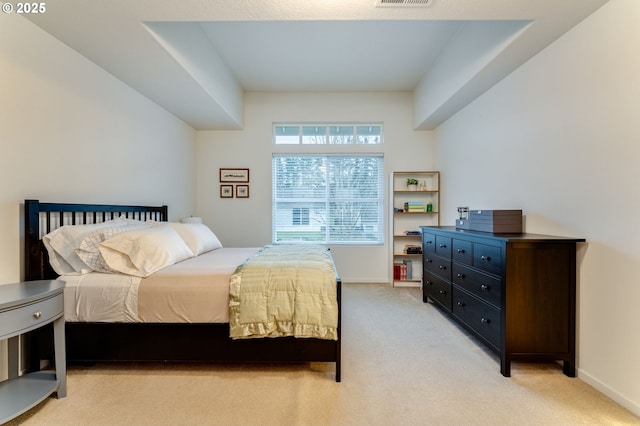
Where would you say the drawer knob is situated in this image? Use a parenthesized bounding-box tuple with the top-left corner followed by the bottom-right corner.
(480, 317, 490, 324)
(457, 249, 465, 254)
(481, 255, 491, 261)
(425, 281, 433, 286)
(439, 265, 446, 270)
(426, 240, 433, 244)
(439, 290, 447, 295)
(439, 244, 446, 248)
(33, 311, 42, 319)
(457, 301, 465, 307)
(481, 284, 489, 290)
(457, 273, 465, 278)
(425, 258, 432, 263)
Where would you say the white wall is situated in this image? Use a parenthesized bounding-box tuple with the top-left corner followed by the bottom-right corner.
(0, 14, 197, 284)
(197, 91, 434, 282)
(434, 0, 640, 416)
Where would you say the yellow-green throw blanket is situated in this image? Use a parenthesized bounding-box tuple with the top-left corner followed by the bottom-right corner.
(229, 245, 338, 340)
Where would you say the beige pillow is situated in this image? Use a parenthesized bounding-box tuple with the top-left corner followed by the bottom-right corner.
(100, 226, 194, 277)
(43, 216, 132, 275)
(162, 222, 222, 256)
(75, 223, 151, 273)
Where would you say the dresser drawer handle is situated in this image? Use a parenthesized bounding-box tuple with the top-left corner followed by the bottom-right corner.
(457, 273, 465, 278)
(425, 258, 432, 263)
(439, 265, 446, 270)
(480, 317, 490, 324)
(425, 281, 433, 286)
(457, 301, 465, 307)
(480, 284, 489, 290)
(439, 244, 447, 248)
(425, 240, 433, 245)
(481, 255, 491, 261)
(439, 290, 447, 295)
(33, 311, 42, 319)
(457, 249, 465, 254)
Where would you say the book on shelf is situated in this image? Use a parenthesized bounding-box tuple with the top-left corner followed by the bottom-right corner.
(393, 261, 413, 280)
(404, 230, 422, 236)
(403, 202, 425, 212)
(404, 244, 422, 254)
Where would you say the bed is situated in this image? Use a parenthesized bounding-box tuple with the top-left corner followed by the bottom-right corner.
(24, 199, 341, 382)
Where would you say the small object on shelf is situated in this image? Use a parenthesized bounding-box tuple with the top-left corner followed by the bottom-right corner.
(404, 244, 422, 254)
(404, 231, 421, 236)
(426, 201, 433, 212)
(457, 207, 469, 220)
(403, 259, 412, 280)
(404, 201, 425, 212)
(406, 178, 419, 191)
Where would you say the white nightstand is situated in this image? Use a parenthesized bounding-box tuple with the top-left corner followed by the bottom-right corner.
(0, 280, 66, 423)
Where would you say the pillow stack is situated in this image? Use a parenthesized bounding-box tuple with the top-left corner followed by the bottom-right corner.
(43, 217, 223, 277)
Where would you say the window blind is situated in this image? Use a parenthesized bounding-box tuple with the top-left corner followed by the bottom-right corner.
(272, 154, 384, 244)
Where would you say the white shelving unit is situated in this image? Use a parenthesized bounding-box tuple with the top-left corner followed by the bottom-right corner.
(390, 171, 440, 287)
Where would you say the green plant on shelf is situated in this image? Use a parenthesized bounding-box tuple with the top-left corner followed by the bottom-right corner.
(406, 178, 419, 185)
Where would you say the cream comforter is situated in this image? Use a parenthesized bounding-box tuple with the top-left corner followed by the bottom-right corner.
(229, 245, 338, 340)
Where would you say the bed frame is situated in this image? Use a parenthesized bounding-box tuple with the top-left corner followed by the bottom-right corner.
(24, 199, 341, 382)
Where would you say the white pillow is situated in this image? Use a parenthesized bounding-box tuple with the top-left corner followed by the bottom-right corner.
(75, 223, 151, 273)
(163, 222, 222, 256)
(42, 216, 132, 275)
(99, 226, 194, 277)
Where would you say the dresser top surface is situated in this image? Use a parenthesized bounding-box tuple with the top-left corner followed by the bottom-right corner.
(0, 280, 65, 311)
(421, 226, 585, 243)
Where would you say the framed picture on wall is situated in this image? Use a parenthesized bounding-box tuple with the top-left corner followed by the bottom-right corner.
(220, 168, 249, 182)
(236, 185, 249, 198)
(220, 185, 233, 198)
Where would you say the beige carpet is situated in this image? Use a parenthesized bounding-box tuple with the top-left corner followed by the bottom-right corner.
(7, 283, 639, 426)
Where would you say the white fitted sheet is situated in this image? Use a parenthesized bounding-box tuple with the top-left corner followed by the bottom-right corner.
(61, 247, 260, 323)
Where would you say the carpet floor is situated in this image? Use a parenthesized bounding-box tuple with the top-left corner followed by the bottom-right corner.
(6, 283, 639, 425)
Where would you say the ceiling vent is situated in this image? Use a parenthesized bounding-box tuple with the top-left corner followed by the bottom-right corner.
(376, 0, 433, 7)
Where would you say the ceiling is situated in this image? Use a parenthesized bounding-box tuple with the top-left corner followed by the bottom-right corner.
(25, 0, 608, 130)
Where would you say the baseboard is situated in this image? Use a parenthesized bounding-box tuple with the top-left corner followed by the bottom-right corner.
(578, 368, 640, 417)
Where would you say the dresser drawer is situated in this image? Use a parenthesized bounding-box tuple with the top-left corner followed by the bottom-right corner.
(452, 239, 472, 265)
(422, 232, 436, 254)
(423, 253, 451, 281)
(452, 287, 501, 350)
(0, 294, 63, 339)
(423, 273, 452, 311)
(472, 243, 502, 275)
(452, 263, 502, 308)
(435, 235, 452, 259)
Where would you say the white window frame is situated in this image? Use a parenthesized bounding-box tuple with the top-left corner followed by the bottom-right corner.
(272, 153, 384, 245)
(273, 123, 383, 145)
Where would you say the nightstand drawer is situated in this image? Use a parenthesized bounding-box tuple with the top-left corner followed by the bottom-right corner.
(0, 294, 63, 339)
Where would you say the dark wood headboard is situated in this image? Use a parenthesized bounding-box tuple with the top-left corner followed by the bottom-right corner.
(24, 199, 168, 281)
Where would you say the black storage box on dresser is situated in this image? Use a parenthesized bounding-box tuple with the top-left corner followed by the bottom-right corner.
(421, 226, 585, 377)
(456, 209, 522, 233)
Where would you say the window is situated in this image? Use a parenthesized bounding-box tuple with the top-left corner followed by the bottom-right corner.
(274, 124, 382, 145)
(272, 154, 384, 244)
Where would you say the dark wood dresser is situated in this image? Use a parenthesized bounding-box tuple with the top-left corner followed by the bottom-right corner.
(420, 226, 585, 377)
